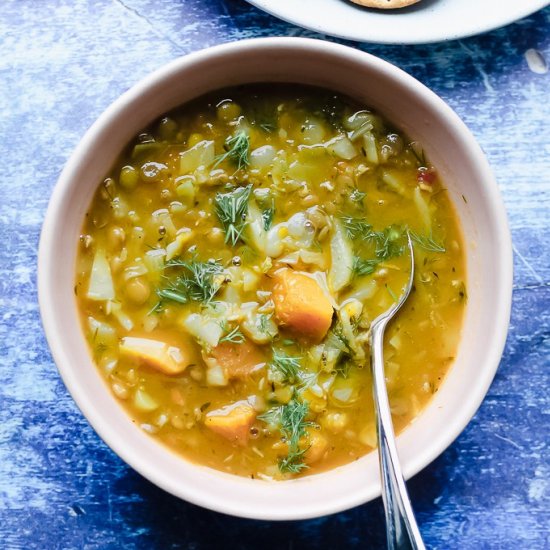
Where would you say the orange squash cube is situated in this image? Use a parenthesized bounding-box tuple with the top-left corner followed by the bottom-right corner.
(272, 269, 334, 342)
(204, 401, 256, 445)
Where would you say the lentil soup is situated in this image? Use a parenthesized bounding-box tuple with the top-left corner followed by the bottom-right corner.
(75, 85, 466, 479)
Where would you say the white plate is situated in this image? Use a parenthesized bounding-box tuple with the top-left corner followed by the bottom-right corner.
(245, 0, 549, 44)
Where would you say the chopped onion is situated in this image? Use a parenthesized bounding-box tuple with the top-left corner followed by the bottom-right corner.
(381, 170, 406, 196)
(182, 313, 224, 348)
(179, 140, 215, 174)
(134, 389, 159, 412)
(363, 132, 379, 164)
(123, 261, 148, 281)
(250, 145, 276, 169)
(325, 135, 357, 160)
(206, 364, 228, 387)
(107, 301, 134, 332)
(245, 201, 267, 254)
(328, 221, 353, 292)
(87, 248, 115, 301)
(413, 187, 432, 231)
(87, 316, 117, 348)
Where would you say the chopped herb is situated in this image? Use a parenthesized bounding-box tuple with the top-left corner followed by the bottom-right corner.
(279, 447, 309, 474)
(352, 257, 379, 277)
(155, 259, 224, 308)
(350, 188, 366, 204)
(341, 216, 374, 240)
(156, 286, 190, 305)
(373, 226, 405, 261)
(282, 339, 295, 346)
(219, 324, 245, 344)
(410, 231, 446, 253)
(214, 184, 252, 246)
(269, 350, 303, 385)
(342, 217, 404, 263)
(214, 131, 250, 170)
(259, 398, 316, 475)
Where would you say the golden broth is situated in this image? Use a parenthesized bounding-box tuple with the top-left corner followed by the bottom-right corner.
(75, 85, 466, 479)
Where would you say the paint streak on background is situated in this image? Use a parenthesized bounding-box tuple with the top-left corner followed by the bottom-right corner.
(0, 2, 548, 548)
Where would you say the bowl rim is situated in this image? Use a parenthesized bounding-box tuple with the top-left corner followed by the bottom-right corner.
(38, 36, 513, 520)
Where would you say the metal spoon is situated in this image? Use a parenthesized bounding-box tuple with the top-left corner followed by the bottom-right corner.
(369, 233, 426, 550)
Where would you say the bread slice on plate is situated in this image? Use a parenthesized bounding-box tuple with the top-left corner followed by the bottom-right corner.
(350, 0, 421, 8)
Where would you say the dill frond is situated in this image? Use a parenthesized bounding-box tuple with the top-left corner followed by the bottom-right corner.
(214, 184, 252, 246)
(155, 259, 224, 308)
(268, 350, 303, 385)
(341, 216, 374, 240)
(258, 398, 317, 475)
(214, 131, 250, 170)
(410, 231, 446, 253)
(279, 448, 309, 474)
(219, 324, 245, 344)
(352, 257, 379, 277)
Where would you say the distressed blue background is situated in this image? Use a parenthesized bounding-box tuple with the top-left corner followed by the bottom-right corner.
(0, 1, 548, 548)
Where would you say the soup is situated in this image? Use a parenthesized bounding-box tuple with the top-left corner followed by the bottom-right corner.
(75, 85, 466, 479)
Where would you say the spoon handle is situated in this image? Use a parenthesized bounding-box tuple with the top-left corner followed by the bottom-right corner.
(371, 320, 426, 550)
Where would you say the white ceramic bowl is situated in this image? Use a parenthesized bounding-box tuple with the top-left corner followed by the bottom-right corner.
(38, 37, 513, 520)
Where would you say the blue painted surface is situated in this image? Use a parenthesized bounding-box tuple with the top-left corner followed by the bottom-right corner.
(0, 1, 549, 548)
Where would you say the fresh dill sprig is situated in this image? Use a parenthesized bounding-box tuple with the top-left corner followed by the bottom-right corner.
(279, 448, 309, 474)
(342, 217, 405, 265)
(258, 398, 316, 475)
(268, 350, 303, 385)
(410, 231, 446, 253)
(214, 184, 252, 246)
(374, 226, 405, 261)
(352, 257, 379, 277)
(349, 188, 366, 205)
(341, 216, 374, 240)
(214, 130, 250, 170)
(156, 283, 189, 305)
(219, 324, 246, 344)
(155, 259, 224, 307)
